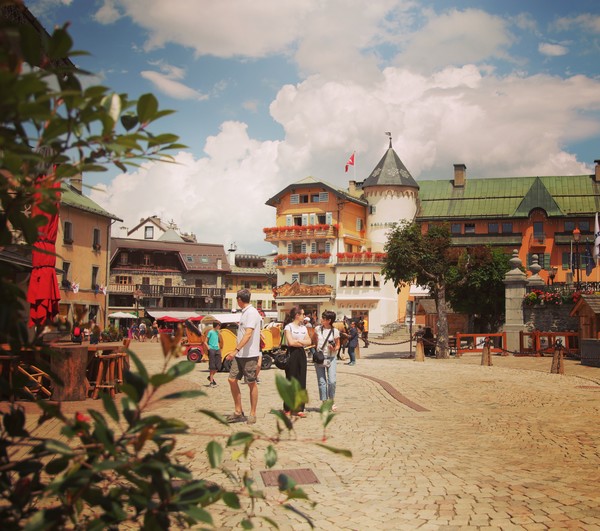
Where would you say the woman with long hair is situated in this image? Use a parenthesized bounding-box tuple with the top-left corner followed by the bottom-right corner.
(283, 306, 312, 417)
(314, 310, 340, 410)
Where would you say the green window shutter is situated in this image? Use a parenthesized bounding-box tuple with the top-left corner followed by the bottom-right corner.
(291, 273, 299, 283)
(318, 273, 325, 285)
(326, 212, 333, 224)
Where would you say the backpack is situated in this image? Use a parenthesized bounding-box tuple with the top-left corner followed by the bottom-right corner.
(73, 326, 81, 337)
(72, 326, 82, 343)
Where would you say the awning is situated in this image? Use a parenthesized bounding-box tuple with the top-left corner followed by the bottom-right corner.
(409, 284, 430, 296)
(201, 313, 242, 325)
(347, 273, 355, 284)
(108, 311, 137, 319)
(373, 273, 381, 283)
(339, 273, 348, 283)
(147, 310, 203, 321)
(355, 273, 364, 283)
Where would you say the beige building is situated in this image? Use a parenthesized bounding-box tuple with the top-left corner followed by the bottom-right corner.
(58, 183, 121, 328)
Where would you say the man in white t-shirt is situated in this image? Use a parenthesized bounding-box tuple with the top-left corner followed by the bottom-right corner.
(225, 289, 262, 425)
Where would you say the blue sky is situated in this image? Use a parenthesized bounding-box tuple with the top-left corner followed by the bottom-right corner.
(31, 0, 600, 253)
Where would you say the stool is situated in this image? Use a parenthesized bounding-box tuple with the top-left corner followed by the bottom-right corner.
(17, 363, 52, 399)
(92, 353, 125, 399)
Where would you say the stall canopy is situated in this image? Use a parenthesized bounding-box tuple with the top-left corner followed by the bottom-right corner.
(108, 312, 138, 319)
(146, 310, 203, 322)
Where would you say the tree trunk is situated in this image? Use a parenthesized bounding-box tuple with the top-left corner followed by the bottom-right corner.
(435, 283, 449, 359)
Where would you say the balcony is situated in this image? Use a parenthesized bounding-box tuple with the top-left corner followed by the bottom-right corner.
(336, 252, 387, 264)
(529, 233, 546, 248)
(274, 253, 332, 267)
(108, 283, 225, 299)
(264, 224, 337, 242)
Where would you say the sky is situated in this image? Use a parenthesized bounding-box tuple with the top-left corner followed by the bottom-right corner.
(31, 0, 600, 254)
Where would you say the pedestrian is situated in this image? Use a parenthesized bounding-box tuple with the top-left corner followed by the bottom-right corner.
(347, 321, 359, 366)
(283, 306, 312, 417)
(225, 289, 262, 425)
(206, 322, 222, 386)
(151, 321, 159, 342)
(139, 321, 147, 342)
(361, 314, 369, 347)
(314, 310, 340, 411)
(131, 322, 139, 341)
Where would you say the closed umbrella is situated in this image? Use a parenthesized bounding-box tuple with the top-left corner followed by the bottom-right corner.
(27, 175, 61, 327)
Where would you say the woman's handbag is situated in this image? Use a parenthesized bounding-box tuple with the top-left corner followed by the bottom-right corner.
(312, 327, 334, 365)
(274, 331, 289, 369)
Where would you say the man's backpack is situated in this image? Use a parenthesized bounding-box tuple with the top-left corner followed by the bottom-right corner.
(72, 326, 82, 343)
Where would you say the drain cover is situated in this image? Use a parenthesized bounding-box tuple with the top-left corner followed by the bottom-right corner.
(260, 468, 319, 487)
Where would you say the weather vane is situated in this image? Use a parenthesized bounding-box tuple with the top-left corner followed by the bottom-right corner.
(385, 131, 392, 148)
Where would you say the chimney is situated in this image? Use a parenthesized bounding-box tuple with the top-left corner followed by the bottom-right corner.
(453, 164, 466, 187)
(595, 160, 600, 182)
(70, 173, 83, 194)
(348, 180, 357, 193)
(228, 242, 237, 266)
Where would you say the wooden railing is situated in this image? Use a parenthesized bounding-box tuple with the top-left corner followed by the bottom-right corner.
(519, 330, 579, 357)
(455, 332, 507, 356)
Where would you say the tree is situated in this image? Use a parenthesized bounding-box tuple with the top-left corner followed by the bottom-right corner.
(0, 7, 349, 528)
(383, 221, 454, 358)
(446, 247, 510, 332)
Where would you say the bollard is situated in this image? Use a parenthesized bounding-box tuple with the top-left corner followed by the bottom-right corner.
(414, 337, 425, 362)
(481, 337, 493, 366)
(551, 340, 565, 375)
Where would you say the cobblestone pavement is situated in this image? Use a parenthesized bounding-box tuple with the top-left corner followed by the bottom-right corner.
(5, 340, 600, 530)
(138, 340, 600, 530)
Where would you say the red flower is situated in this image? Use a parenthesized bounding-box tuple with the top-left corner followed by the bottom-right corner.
(75, 412, 91, 423)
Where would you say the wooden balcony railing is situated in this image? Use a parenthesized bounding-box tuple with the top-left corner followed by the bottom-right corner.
(264, 224, 337, 241)
(109, 284, 225, 299)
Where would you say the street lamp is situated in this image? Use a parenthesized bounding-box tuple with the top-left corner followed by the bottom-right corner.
(573, 227, 581, 289)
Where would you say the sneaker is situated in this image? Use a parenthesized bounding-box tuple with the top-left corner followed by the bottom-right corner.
(209, 381, 217, 387)
(247, 415, 256, 425)
(227, 412, 246, 423)
(331, 404, 338, 412)
(348, 362, 355, 366)
(206, 375, 211, 382)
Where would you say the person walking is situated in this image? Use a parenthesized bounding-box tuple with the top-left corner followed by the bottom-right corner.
(206, 321, 222, 387)
(361, 314, 369, 347)
(347, 321, 359, 366)
(314, 310, 340, 411)
(225, 289, 262, 425)
(150, 321, 159, 342)
(283, 306, 312, 417)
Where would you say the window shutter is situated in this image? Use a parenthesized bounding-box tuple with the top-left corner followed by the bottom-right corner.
(562, 251, 570, 269)
(311, 242, 316, 253)
(290, 194, 299, 204)
(301, 213, 308, 226)
(301, 242, 307, 254)
(325, 242, 331, 253)
(356, 218, 363, 231)
(286, 215, 292, 226)
(326, 212, 333, 224)
(309, 213, 316, 225)
(291, 273, 299, 283)
(319, 192, 329, 202)
(287, 243, 292, 254)
(318, 273, 325, 285)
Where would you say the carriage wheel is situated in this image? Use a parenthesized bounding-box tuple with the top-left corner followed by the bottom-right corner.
(221, 358, 232, 373)
(261, 354, 273, 370)
(187, 348, 202, 363)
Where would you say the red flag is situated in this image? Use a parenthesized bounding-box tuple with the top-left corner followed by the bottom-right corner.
(345, 153, 355, 172)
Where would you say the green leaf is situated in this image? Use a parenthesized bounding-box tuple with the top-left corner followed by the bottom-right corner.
(120, 114, 139, 131)
(182, 506, 213, 525)
(241, 519, 254, 530)
(314, 443, 352, 457)
(3, 407, 28, 437)
(162, 389, 205, 400)
(43, 439, 74, 457)
(198, 409, 229, 425)
(222, 491, 241, 509)
(275, 374, 307, 413)
(103, 93, 122, 124)
(47, 27, 73, 60)
(45, 456, 69, 475)
(264, 445, 277, 468)
(149, 373, 175, 387)
(102, 392, 119, 422)
(226, 432, 254, 447)
(165, 360, 195, 378)
(137, 93, 158, 124)
(128, 350, 149, 382)
(206, 441, 222, 468)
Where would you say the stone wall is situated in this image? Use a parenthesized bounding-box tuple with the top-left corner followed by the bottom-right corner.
(523, 304, 578, 332)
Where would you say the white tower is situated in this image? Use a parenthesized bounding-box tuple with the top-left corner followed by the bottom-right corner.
(363, 134, 419, 252)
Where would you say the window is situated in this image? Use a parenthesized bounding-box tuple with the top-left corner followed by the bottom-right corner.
(141, 277, 150, 285)
(256, 282, 263, 289)
(317, 214, 326, 224)
(116, 275, 131, 284)
(290, 194, 299, 204)
(464, 223, 475, 234)
(243, 281, 251, 289)
(533, 222, 544, 238)
(119, 252, 128, 265)
(299, 194, 309, 203)
(579, 220, 590, 232)
(293, 215, 302, 226)
(369, 205, 376, 214)
(91, 266, 99, 289)
(356, 218, 363, 231)
(63, 221, 73, 244)
(299, 272, 319, 285)
(61, 261, 71, 288)
(311, 194, 320, 202)
(565, 221, 575, 232)
(319, 192, 329, 202)
(488, 223, 499, 234)
(144, 226, 154, 239)
(451, 223, 461, 234)
(527, 253, 549, 270)
(143, 254, 151, 266)
(195, 279, 202, 287)
(92, 228, 101, 249)
(502, 222, 513, 234)
(164, 278, 172, 287)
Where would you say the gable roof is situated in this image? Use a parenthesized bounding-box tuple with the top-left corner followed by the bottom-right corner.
(61, 185, 122, 221)
(363, 145, 419, 189)
(417, 174, 600, 220)
(265, 176, 367, 207)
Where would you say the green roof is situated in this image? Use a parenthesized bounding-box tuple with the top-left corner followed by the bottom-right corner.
(417, 174, 600, 220)
(61, 185, 122, 221)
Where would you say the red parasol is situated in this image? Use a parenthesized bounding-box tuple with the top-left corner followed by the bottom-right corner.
(27, 175, 61, 327)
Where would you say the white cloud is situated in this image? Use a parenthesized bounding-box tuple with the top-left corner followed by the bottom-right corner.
(554, 14, 600, 34)
(94, 0, 121, 24)
(140, 70, 208, 101)
(538, 42, 568, 57)
(90, 122, 282, 253)
(396, 9, 514, 72)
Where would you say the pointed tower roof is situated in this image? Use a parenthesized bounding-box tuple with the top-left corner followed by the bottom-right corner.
(158, 228, 185, 242)
(363, 136, 419, 189)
